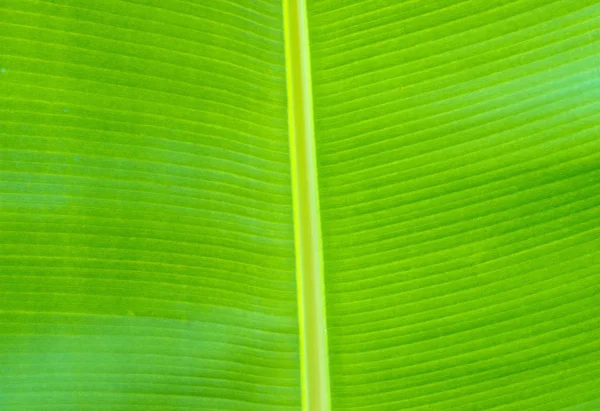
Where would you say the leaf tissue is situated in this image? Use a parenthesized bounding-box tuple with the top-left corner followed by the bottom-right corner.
(0, 0, 599, 409)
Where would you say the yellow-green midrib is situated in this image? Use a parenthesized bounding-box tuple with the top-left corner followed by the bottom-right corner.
(283, 0, 331, 409)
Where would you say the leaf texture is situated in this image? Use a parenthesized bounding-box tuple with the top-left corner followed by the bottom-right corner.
(1, 0, 600, 410)
(0, 0, 300, 409)
(307, 0, 600, 409)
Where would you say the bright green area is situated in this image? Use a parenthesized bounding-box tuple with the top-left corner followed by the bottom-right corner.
(1, 0, 600, 410)
(307, 0, 600, 409)
(0, 0, 300, 409)
(283, 0, 330, 409)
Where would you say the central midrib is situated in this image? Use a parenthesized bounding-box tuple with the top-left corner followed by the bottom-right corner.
(283, 0, 331, 409)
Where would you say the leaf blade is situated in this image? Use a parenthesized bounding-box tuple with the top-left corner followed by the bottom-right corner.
(307, 0, 600, 409)
(0, 0, 301, 409)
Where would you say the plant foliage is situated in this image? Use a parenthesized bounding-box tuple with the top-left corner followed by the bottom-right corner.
(0, 0, 599, 409)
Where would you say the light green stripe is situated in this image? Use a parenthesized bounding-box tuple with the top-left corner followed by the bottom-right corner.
(283, 0, 330, 409)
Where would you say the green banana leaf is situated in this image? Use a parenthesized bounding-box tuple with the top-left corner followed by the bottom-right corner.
(1, 0, 599, 409)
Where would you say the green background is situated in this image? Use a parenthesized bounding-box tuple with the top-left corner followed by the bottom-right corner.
(1, 0, 600, 409)
(0, 0, 300, 409)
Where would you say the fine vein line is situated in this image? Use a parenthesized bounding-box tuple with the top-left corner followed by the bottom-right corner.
(283, 0, 331, 409)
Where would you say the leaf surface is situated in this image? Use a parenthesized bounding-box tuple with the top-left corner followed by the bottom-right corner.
(1, 0, 599, 410)
(0, 0, 300, 409)
(308, 1, 600, 409)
